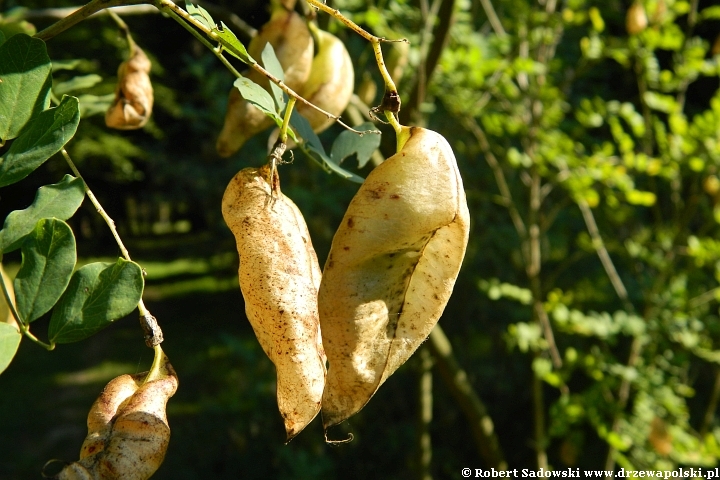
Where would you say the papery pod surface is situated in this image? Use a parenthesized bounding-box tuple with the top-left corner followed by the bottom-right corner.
(105, 46, 153, 130)
(56, 354, 178, 480)
(296, 28, 354, 133)
(319, 126, 470, 429)
(221, 165, 325, 440)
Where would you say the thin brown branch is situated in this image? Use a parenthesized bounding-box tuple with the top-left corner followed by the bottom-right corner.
(428, 325, 508, 469)
(35, 0, 150, 41)
(477, 0, 506, 37)
(28, 0, 256, 40)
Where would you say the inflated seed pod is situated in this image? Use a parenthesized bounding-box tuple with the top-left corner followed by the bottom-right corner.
(319, 126, 470, 429)
(295, 27, 354, 134)
(216, 9, 314, 157)
(105, 45, 153, 130)
(56, 352, 178, 480)
(221, 164, 326, 440)
(626, 2, 648, 35)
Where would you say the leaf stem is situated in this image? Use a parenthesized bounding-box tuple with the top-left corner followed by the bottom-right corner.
(0, 260, 55, 350)
(280, 97, 296, 144)
(60, 149, 152, 320)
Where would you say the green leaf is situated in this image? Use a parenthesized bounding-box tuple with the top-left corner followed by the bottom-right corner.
(214, 22, 253, 65)
(303, 144, 365, 184)
(0, 33, 52, 142)
(700, 6, 720, 20)
(48, 259, 144, 344)
(53, 74, 102, 96)
(185, 2, 215, 30)
(0, 95, 80, 188)
(0, 323, 21, 375)
(330, 122, 382, 168)
(233, 77, 282, 124)
(14, 219, 76, 323)
(76, 93, 115, 118)
(0, 175, 85, 253)
(0, 30, 5, 47)
(261, 43, 285, 110)
(290, 110, 324, 153)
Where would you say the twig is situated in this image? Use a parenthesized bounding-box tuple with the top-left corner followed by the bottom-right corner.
(477, 0, 506, 38)
(427, 325, 508, 469)
(29, 1, 256, 40)
(35, 0, 150, 41)
(304, 0, 403, 134)
(60, 150, 157, 338)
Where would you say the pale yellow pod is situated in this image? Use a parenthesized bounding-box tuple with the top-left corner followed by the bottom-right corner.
(296, 28, 355, 133)
(56, 355, 178, 480)
(626, 2, 648, 35)
(216, 9, 314, 157)
(105, 46, 153, 130)
(221, 165, 326, 440)
(318, 127, 470, 429)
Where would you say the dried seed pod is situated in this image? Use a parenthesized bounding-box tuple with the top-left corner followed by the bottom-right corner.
(221, 165, 326, 440)
(216, 9, 314, 157)
(319, 127, 470, 429)
(626, 2, 648, 35)
(55, 352, 178, 480)
(295, 28, 355, 134)
(105, 46, 153, 130)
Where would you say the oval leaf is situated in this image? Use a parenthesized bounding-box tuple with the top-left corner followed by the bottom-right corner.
(214, 22, 253, 65)
(0, 174, 85, 253)
(330, 121, 382, 168)
(14, 219, 76, 323)
(261, 43, 285, 110)
(0, 33, 52, 142)
(48, 258, 144, 344)
(0, 323, 21, 375)
(233, 77, 281, 124)
(0, 95, 80, 188)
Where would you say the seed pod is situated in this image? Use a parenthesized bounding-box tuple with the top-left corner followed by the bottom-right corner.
(319, 127, 470, 429)
(105, 46, 153, 130)
(216, 9, 314, 157)
(295, 28, 355, 134)
(626, 2, 648, 35)
(221, 165, 326, 440)
(55, 352, 178, 480)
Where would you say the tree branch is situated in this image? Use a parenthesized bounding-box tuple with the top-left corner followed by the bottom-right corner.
(428, 325, 508, 469)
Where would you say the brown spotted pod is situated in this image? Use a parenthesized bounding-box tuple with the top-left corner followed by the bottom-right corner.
(221, 165, 326, 440)
(318, 126, 470, 429)
(55, 352, 178, 480)
(105, 46, 153, 130)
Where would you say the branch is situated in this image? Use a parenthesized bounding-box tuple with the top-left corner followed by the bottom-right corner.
(29, 0, 255, 41)
(416, 346, 433, 480)
(428, 325, 507, 469)
(35, 0, 150, 41)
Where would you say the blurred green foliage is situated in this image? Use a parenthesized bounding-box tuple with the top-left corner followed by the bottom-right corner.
(1, 0, 720, 477)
